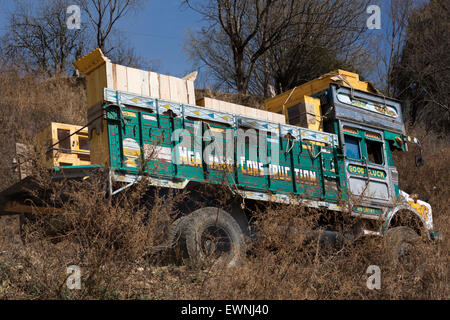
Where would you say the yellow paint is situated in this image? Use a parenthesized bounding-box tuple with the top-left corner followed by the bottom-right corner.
(265, 70, 380, 131)
(36, 122, 91, 167)
(408, 201, 429, 221)
(123, 148, 141, 157)
(343, 126, 358, 134)
(366, 131, 382, 139)
(122, 111, 137, 118)
(89, 119, 110, 166)
(209, 127, 225, 133)
(84, 61, 109, 108)
(73, 48, 107, 75)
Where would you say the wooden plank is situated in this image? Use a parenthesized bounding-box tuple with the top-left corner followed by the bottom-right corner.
(195, 96, 286, 124)
(221, 101, 231, 113)
(2, 201, 66, 215)
(259, 108, 268, 121)
(226, 102, 236, 114)
(140, 70, 150, 96)
(115, 64, 128, 92)
(105, 62, 113, 89)
(186, 80, 195, 105)
(149, 72, 160, 99)
(168, 76, 179, 102)
(112, 63, 118, 90)
(159, 74, 171, 100)
(177, 78, 188, 104)
(86, 63, 107, 108)
(248, 107, 258, 119)
(273, 113, 286, 124)
(126, 67, 142, 95)
(97, 63, 107, 103)
(213, 98, 220, 110)
(174, 77, 184, 104)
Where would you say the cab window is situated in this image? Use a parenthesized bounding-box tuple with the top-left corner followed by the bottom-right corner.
(366, 139, 384, 165)
(344, 135, 361, 159)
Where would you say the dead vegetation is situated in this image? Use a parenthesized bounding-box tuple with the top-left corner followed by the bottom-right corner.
(0, 73, 448, 300)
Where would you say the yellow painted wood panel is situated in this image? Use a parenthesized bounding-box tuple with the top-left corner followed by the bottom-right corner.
(35, 122, 90, 167)
(265, 69, 379, 114)
(89, 120, 110, 166)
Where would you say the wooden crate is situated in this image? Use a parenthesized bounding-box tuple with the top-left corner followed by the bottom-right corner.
(197, 97, 286, 124)
(264, 69, 380, 131)
(35, 122, 90, 167)
(73, 48, 196, 108)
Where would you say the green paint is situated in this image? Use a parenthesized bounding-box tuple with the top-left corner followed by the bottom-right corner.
(353, 206, 382, 216)
(102, 104, 349, 204)
(347, 164, 386, 179)
(384, 131, 406, 151)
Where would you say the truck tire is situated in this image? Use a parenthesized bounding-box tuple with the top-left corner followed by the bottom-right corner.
(384, 226, 420, 264)
(146, 215, 191, 262)
(182, 207, 244, 267)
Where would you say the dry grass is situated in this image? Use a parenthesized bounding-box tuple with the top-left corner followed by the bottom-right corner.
(0, 71, 87, 191)
(0, 73, 448, 300)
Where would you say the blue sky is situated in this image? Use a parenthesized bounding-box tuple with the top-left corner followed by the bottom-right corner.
(0, 0, 414, 87)
(0, 0, 206, 78)
(113, 0, 206, 78)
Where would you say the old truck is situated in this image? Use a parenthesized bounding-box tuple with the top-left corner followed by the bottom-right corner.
(0, 49, 439, 265)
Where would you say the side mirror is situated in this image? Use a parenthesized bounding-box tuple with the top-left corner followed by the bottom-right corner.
(415, 149, 424, 167)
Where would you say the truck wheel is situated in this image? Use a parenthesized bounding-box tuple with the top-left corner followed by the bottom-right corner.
(384, 226, 420, 264)
(182, 207, 244, 267)
(146, 215, 191, 263)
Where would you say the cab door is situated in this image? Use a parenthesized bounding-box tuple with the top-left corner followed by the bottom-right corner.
(341, 123, 394, 208)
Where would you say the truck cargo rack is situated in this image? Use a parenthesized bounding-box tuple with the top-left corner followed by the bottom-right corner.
(103, 88, 339, 147)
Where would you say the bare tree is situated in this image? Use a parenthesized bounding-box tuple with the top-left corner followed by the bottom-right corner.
(185, 0, 373, 96)
(78, 0, 142, 55)
(0, 0, 86, 77)
(185, 0, 302, 94)
(391, 0, 450, 132)
(252, 0, 370, 96)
